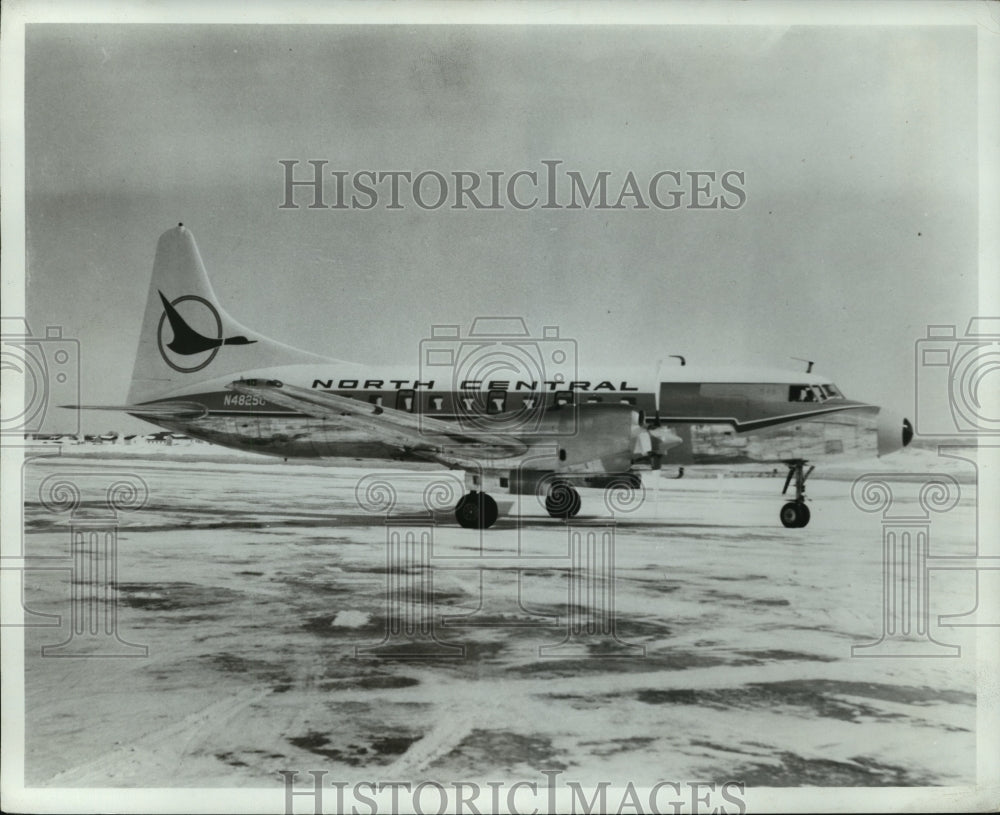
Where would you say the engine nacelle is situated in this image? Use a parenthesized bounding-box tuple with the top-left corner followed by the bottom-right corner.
(507, 469, 643, 495)
(514, 403, 649, 476)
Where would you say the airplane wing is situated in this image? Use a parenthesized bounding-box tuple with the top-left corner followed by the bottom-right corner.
(62, 401, 208, 419)
(227, 380, 529, 467)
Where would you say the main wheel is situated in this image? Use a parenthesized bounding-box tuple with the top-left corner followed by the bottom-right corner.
(455, 491, 499, 529)
(545, 482, 582, 519)
(779, 501, 810, 528)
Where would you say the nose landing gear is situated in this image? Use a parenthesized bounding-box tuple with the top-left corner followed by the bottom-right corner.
(780, 460, 814, 528)
(779, 500, 810, 528)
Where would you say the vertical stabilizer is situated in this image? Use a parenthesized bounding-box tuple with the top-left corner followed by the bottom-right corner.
(127, 224, 331, 403)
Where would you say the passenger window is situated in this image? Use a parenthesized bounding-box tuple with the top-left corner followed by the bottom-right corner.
(487, 389, 506, 415)
(396, 389, 415, 412)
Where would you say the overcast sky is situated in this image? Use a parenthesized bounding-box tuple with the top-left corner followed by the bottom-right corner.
(24, 23, 978, 433)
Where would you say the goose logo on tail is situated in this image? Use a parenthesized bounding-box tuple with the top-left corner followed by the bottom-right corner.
(156, 291, 256, 373)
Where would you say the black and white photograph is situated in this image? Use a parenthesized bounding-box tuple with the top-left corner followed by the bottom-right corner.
(2, 1, 998, 812)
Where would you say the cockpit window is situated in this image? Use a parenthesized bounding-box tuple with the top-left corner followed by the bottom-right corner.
(789, 384, 844, 402)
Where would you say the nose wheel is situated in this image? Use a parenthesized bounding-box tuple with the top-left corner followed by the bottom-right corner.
(780, 501, 811, 528)
(780, 460, 814, 528)
(455, 491, 499, 529)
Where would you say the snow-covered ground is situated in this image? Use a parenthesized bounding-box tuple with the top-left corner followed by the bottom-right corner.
(16, 448, 985, 798)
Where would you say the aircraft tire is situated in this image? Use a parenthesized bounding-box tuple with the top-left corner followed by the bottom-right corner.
(455, 491, 499, 529)
(780, 501, 810, 528)
(568, 487, 582, 517)
(546, 483, 582, 519)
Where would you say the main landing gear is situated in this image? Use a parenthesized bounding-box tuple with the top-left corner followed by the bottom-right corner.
(780, 460, 814, 528)
(453, 480, 585, 528)
(544, 480, 582, 520)
(454, 491, 499, 529)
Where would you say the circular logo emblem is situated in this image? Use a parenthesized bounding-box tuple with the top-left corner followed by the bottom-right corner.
(157, 294, 223, 373)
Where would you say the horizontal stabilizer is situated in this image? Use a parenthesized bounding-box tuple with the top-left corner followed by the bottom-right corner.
(62, 402, 207, 419)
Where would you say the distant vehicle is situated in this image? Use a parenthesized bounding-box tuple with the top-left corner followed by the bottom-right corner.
(67, 225, 912, 529)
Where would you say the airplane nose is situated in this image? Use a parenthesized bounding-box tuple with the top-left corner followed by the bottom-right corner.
(877, 410, 911, 456)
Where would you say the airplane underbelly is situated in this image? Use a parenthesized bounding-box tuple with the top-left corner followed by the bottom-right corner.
(159, 414, 404, 460)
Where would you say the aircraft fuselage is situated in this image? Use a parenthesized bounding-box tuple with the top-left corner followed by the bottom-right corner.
(130, 364, 897, 466)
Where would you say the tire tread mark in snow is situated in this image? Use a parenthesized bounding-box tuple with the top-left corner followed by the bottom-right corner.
(46, 688, 270, 784)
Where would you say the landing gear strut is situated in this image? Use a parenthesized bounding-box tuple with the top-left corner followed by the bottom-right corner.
(545, 481, 582, 520)
(455, 491, 499, 529)
(780, 460, 814, 528)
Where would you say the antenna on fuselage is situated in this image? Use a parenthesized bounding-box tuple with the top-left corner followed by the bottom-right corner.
(668, 355, 686, 366)
(791, 356, 814, 373)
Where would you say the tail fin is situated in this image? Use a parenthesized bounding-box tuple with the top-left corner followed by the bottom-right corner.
(127, 224, 332, 404)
